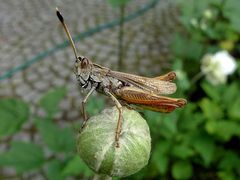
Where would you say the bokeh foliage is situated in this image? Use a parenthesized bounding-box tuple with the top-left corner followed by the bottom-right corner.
(0, 87, 94, 179)
(132, 0, 240, 179)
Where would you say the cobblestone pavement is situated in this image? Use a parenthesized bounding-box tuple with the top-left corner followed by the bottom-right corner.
(0, 0, 180, 121)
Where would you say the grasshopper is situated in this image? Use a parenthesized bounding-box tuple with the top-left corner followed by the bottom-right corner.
(56, 8, 187, 147)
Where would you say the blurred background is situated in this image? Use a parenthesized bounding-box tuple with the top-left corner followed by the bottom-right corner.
(0, 0, 239, 179)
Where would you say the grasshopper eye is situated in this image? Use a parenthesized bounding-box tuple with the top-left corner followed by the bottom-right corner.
(81, 58, 89, 69)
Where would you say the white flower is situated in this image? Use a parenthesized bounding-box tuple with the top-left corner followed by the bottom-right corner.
(201, 51, 237, 85)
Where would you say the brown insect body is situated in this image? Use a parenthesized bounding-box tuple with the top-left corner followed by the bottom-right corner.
(75, 57, 186, 113)
(56, 9, 187, 147)
(74, 57, 125, 94)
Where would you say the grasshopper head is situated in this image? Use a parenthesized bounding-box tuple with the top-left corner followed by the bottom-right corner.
(74, 56, 92, 82)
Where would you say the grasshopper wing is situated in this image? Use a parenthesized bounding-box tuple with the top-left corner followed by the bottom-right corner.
(115, 86, 187, 113)
(108, 71, 177, 95)
(153, 71, 176, 81)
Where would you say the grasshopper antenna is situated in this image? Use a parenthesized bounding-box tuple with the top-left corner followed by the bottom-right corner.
(56, 7, 79, 60)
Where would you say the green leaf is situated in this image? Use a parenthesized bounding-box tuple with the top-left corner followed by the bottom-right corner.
(86, 96, 105, 116)
(178, 0, 218, 18)
(107, 0, 132, 7)
(155, 140, 171, 155)
(46, 160, 66, 180)
(162, 113, 178, 135)
(144, 111, 164, 135)
(191, 133, 215, 166)
(39, 87, 67, 116)
(171, 161, 193, 179)
(0, 98, 29, 137)
(201, 82, 221, 102)
(223, 0, 240, 32)
(35, 119, 75, 152)
(62, 155, 93, 176)
(152, 153, 169, 175)
(228, 97, 240, 120)
(171, 34, 204, 60)
(151, 141, 171, 174)
(174, 67, 191, 92)
(199, 98, 223, 120)
(178, 103, 203, 131)
(171, 145, 194, 159)
(205, 121, 216, 134)
(218, 171, 237, 180)
(223, 82, 239, 107)
(206, 120, 240, 141)
(219, 151, 240, 171)
(0, 141, 45, 173)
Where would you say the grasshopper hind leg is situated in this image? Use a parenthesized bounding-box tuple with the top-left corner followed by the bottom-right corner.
(105, 90, 123, 148)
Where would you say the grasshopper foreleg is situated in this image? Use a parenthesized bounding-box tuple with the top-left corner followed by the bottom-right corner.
(81, 86, 96, 129)
(105, 90, 123, 148)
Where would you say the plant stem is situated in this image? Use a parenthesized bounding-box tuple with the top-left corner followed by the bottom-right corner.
(118, 4, 125, 71)
(191, 71, 205, 85)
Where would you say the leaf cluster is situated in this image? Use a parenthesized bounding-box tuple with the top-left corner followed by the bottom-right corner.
(0, 87, 93, 179)
(126, 0, 240, 179)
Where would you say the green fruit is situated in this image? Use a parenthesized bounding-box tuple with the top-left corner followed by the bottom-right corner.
(76, 107, 151, 177)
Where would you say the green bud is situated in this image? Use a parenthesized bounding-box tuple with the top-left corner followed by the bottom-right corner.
(76, 107, 151, 177)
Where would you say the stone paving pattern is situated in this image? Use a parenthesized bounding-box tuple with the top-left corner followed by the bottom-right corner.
(0, 0, 179, 177)
(0, 0, 180, 120)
